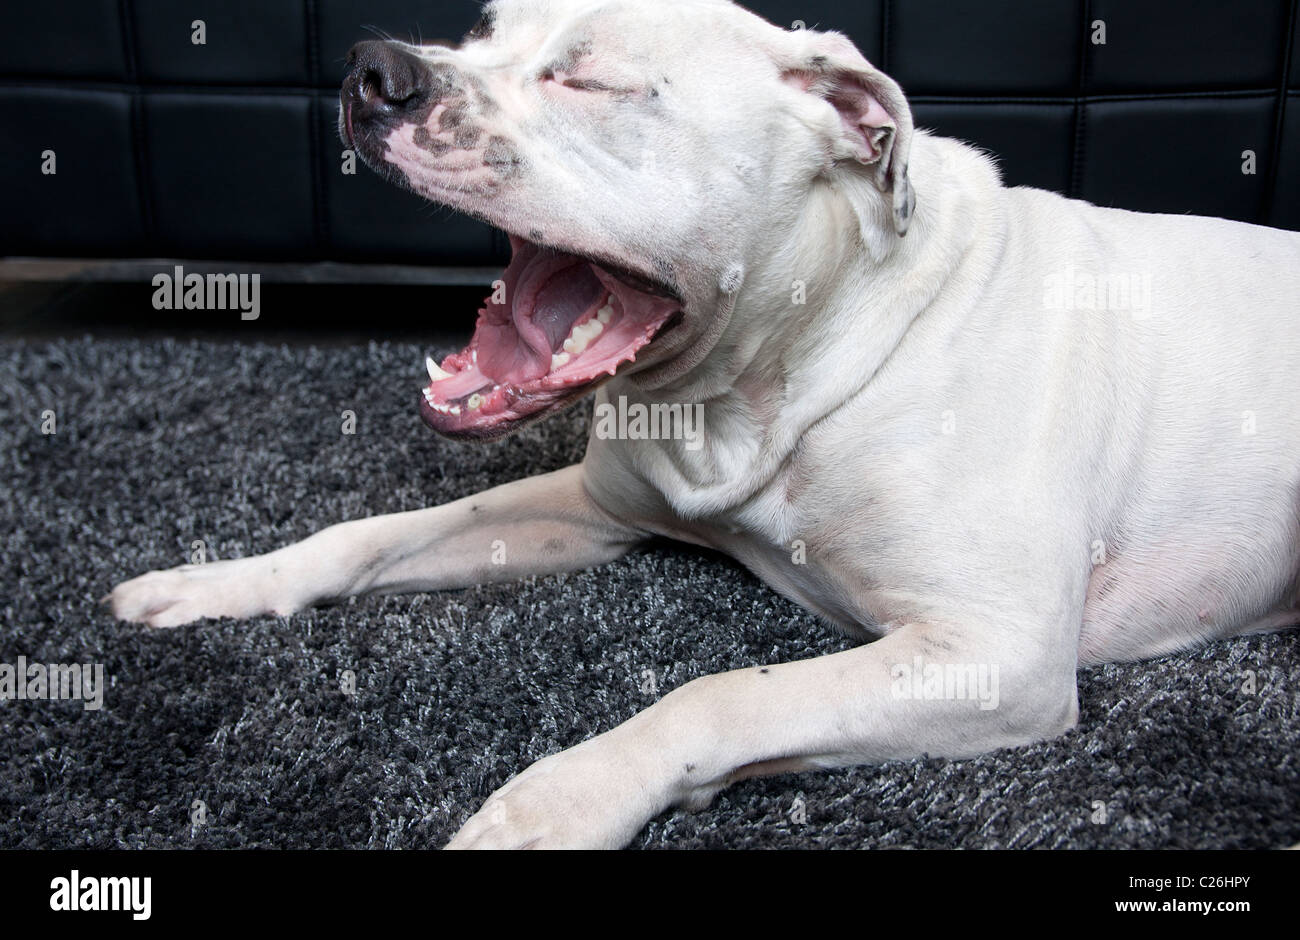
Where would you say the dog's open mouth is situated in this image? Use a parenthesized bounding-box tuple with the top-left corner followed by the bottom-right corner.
(420, 235, 682, 438)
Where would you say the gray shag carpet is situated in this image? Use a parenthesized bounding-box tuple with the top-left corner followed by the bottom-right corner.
(1, 335, 1297, 849)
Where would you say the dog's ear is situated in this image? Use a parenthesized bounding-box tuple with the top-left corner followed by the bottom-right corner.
(780, 31, 915, 237)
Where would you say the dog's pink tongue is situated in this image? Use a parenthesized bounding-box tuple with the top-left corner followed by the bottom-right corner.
(478, 249, 602, 384)
(476, 317, 542, 384)
(532, 266, 602, 349)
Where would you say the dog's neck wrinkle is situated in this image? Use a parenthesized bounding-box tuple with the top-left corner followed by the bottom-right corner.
(641, 180, 864, 406)
(603, 137, 1001, 519)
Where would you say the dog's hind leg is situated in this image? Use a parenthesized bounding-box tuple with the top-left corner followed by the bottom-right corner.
(1231, 608, 1300, 638)
(107, 465, 645, 628)
(1229, 563, 1300, 639)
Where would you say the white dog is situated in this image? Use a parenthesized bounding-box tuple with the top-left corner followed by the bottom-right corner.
(109, 0, 1300, 848)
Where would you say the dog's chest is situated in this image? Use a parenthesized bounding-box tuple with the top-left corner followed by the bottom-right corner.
(604, 442, 919, 636)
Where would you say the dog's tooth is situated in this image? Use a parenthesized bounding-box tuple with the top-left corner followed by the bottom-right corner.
(562, 315, 608, 356)
(426, 356, 452, 382)
(551, 352, 570, 370)
(467, 393, 483, 411)
(596, 305, 613, 324)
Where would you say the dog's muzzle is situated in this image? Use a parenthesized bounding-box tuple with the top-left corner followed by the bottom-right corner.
(340, 40, 438, 147)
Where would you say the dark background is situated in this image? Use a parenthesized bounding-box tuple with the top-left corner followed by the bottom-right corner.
(0, 0, 1297, 269)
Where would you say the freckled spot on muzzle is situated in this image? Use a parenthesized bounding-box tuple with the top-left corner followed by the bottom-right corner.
(484, 136, 523, 177)
(426, 63, 462, 101)
(436, 106, 481, 148)
(455, 125, 482, 149)
(413, 125, 453, 156)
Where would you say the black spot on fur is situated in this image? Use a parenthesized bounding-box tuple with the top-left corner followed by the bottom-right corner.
(484, 136, 523, 176)
(426, 62, 461, 101)
(454, 125, 481, 149)
(413, 126, 452, 156)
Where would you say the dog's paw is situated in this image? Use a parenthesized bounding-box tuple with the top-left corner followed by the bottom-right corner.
(106, 557, 299, 628)
(445, 738, 665, 850)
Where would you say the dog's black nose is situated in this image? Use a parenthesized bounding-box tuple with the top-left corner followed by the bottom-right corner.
(342, 41, 431, 132)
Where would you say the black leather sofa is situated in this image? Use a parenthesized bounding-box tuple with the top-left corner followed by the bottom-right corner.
(2, 0, 1297, 271)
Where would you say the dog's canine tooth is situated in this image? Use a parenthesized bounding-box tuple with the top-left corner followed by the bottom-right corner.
(427, 356, 452, 382)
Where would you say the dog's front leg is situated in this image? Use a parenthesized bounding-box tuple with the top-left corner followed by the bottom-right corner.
(109, 465, 645, 628)
(446, 619, 1079, 848)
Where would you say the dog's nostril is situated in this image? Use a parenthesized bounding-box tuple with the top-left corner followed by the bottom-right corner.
(359, 69, 383, 104)
(344, 41, 433, 120)
(357, 66, 423, 111)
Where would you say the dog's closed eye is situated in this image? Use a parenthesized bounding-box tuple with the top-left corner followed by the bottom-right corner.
(541, 69, 620, 93)
(558, 76, 617, 92)
(541, 69, 646, 103)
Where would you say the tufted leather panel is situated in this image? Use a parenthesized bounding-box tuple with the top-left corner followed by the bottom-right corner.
(1, 0, 1296, 265)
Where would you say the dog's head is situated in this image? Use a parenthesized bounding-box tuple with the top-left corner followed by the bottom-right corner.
(341, 0, 913, 439)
